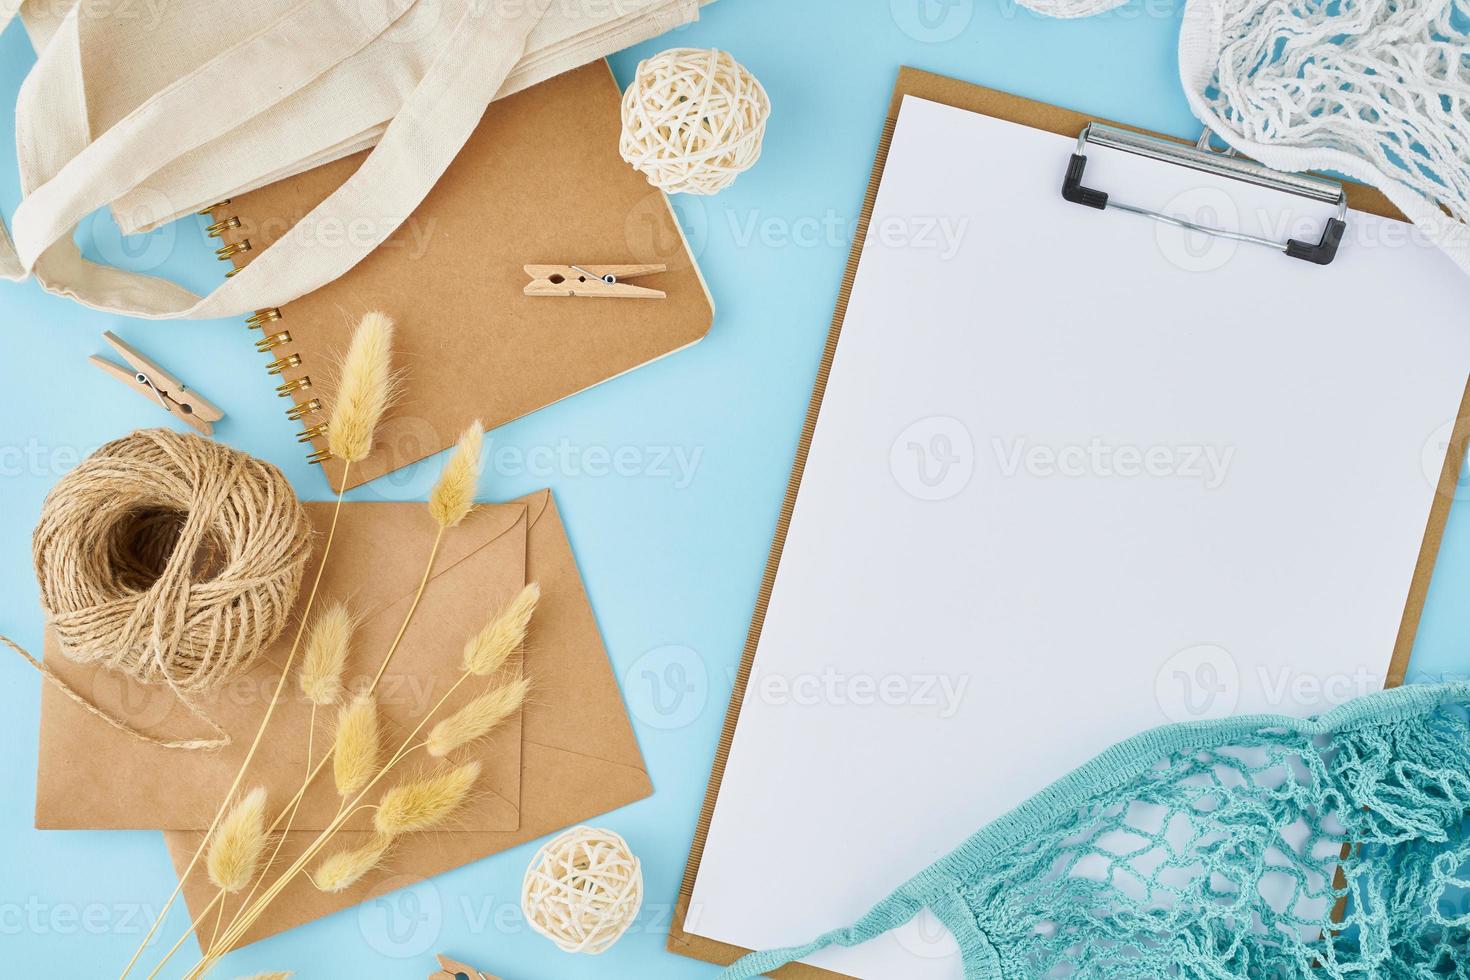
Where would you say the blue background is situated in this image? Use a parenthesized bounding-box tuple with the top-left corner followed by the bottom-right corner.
(2, 1, 1467, 977)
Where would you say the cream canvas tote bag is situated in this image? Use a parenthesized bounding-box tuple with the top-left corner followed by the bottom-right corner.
(0, 0, 700, 319)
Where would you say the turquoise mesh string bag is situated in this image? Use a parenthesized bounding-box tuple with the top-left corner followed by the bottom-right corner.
(715, 682, 1470, 979)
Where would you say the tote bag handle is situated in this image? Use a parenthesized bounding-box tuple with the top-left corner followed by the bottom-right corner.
(0, 0, 550, 319)
(0, 0, 21, 280)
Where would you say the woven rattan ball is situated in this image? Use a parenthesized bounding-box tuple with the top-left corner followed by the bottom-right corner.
(619, 47, 771, 195)
(521, 826, 643, 954)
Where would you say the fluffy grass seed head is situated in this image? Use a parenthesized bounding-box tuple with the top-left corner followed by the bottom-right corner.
(300, 600, 354, 706)
(428, 420, 484, 529)
(374, 761, 481, 835)
(234, 973, 292, 980)
(462, 583, 540, 676)
(207, 787, 268, 894)
(327, 311, 395, 464)
(333, 694, 380, 797)
(427, 676, 530, 758)
(310, 833, 395, 893)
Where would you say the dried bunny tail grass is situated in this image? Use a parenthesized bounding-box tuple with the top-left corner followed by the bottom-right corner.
(234, 973, 292, 980)
(428, 420, 484, 529)
(310, 833, 395, 893)
(333, 694, 380, 797)
(374, 761, 481, 835)
(207, 787, 268, 894)
(327, 311, 395, 464)
(299, 600, 355, 706)
(427, 676, 530, 758)
(462, 583, 540, 676)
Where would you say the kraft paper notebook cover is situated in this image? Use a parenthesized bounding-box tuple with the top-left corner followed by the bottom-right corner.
(166, 489, 653, 947)
(36, 501, 531, 833)
(668, 69, 1470, 979)
(211, 60, 714, 494)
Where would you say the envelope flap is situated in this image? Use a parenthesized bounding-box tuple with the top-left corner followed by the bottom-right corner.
(275, 500, 529, 643)
(523, 490, 644, 770)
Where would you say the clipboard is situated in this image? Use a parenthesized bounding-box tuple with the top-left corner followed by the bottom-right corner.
(667, 67, 1470, 979)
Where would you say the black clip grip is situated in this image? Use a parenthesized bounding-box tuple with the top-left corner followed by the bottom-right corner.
(1286, 218, 1346, 265)
(1061, 154, 1108, 210)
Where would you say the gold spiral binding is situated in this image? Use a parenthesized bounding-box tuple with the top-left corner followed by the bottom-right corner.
(285, 398, 321, 421)
(265, 354, 302, 375)
(211, 205, 327, 467)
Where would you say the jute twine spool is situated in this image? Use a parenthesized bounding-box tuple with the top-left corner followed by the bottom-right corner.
(619, 47, 771, 195)
(521, 826, 643, 954)
(17, 428, 311, 749)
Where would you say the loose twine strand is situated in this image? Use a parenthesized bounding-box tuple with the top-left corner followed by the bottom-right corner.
(8, 428, 311, 750)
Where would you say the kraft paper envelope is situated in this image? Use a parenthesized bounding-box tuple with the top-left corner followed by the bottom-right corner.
(35, 501, 531, 833)
(167, 489, 653, 948)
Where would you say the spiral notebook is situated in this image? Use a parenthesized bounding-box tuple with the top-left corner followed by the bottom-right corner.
(210, 61, 713, 493)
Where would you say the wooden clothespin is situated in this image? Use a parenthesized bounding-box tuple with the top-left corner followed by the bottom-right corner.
(89, 331, 224, 436)
(523, 263, 668, 299)
(429, 953, 501, 980)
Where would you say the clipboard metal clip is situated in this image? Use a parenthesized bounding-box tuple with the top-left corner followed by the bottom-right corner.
(523, 263, 668, 299)
(1062, 123, 1349, 266)
(89, 331, 224, 436)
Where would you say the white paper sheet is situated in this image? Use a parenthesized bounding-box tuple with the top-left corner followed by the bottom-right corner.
(686, 97, 1470, 979)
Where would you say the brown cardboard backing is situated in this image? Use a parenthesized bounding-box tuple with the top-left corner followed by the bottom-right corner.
(215, 60, 714, 494)
(667, 67, 1470, 979)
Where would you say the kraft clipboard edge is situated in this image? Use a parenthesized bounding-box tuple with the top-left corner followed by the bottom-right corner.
(668, 66, 1464, 979)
